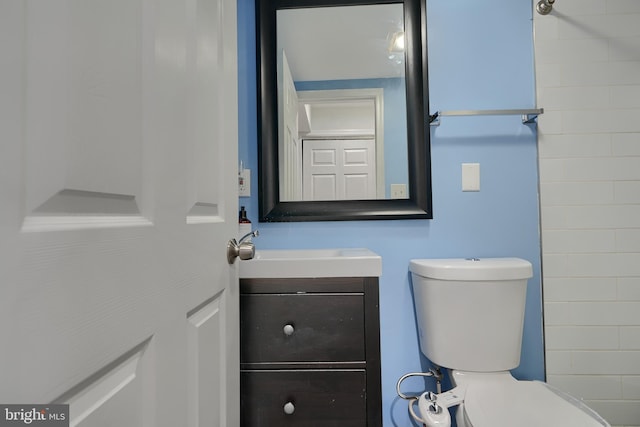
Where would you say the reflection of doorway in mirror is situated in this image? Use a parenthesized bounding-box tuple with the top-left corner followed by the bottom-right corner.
(296, 89, 385, 201)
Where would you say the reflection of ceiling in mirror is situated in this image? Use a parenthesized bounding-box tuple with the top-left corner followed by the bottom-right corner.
(277, 4, 404, 82)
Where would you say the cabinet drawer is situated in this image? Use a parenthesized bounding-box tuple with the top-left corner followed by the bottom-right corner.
(241, 293, 365, 363)
(240, 370, 367, 427)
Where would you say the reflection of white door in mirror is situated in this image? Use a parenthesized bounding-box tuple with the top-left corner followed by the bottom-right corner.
(278, 51, 302, 201)
(303, 138, 376, 201)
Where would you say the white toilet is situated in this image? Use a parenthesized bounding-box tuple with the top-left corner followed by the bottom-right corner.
(408, 257, 610, 427)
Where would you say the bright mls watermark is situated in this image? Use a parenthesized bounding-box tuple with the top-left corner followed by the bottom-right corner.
(0, 405, 69, 426)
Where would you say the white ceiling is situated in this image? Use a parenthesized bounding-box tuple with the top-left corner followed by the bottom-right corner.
(277, 3, 405, 82)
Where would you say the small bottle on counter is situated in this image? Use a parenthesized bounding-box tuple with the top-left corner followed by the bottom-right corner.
(238, 206, 252, 241)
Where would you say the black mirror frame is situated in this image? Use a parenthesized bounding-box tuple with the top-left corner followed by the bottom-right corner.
(257, 0, 432, 221)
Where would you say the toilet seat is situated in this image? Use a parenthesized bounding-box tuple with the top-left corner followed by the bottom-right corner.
(463, 380, 608, 427)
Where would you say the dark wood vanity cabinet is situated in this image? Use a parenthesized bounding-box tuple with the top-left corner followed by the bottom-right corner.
(240, 277, 382, 427)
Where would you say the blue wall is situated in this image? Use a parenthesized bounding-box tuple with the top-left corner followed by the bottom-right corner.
(237, 1, 543, 425)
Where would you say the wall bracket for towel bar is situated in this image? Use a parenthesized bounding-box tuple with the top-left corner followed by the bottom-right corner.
(429, 108, 544, 126)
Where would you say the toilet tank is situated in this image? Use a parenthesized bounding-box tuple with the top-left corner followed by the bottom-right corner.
(409, 258, 533, 372)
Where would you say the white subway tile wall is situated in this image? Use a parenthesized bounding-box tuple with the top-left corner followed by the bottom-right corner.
(535, 0, 640, 425)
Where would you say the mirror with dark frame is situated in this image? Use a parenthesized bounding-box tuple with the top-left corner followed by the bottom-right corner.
(257, 0, 432, 221)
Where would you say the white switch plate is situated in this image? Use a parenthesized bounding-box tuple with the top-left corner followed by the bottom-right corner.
(239, 169, 251, 197)
(462, 163, 480, 192)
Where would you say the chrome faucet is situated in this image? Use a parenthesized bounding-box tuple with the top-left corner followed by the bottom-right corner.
(239, 230, 259, 244)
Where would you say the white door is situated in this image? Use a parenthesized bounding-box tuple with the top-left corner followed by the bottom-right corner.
(0, 0, 239, 426)
(303, 139, 377, 200)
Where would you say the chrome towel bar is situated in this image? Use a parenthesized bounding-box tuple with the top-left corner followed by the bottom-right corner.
(429, 108, 544, 126)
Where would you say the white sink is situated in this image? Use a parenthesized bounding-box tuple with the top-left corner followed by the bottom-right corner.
(239, 248, 382, 278)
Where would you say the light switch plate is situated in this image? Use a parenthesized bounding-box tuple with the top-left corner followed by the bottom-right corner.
(462, 163, 480, 192)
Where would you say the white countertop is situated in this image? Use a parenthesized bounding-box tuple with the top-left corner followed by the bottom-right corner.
(239, 248, 382, 278)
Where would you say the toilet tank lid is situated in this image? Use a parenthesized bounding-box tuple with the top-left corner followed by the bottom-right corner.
(409, 258, 533, 281)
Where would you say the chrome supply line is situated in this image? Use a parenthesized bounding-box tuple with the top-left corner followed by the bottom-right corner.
(396, 367, 443, 400)
(396, 368, 444, 425)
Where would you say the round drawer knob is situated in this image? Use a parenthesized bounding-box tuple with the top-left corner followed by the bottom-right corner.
(283, 401, 295, 415)
(283, 324, 295, 336)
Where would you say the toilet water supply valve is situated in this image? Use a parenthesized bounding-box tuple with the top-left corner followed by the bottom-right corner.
(396, 369, 464, 427)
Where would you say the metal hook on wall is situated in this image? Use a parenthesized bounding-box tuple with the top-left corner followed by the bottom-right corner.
(536, 0, 555, 15)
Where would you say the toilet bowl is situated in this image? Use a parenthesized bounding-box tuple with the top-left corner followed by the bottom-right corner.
(446, 371, 608, 427)
(407, 258, 611, 427)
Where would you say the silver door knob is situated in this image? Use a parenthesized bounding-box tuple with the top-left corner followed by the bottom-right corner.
(226, 239, 255, 264)
(283, 324, 295, 336)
